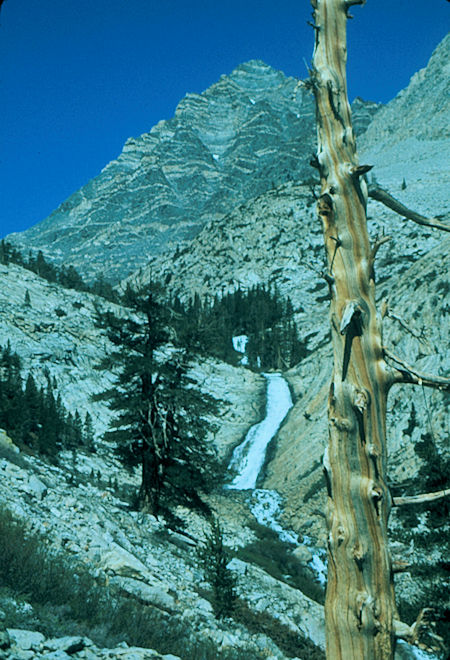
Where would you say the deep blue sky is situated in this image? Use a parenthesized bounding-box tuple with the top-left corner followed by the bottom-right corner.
(0, 1, 448, 238)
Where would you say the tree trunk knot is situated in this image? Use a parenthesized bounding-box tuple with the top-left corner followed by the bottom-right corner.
(340, 300, 364, 335)
(352, 543, 366, 570)
(318, 193, 333, 216)
(352, 387, 370, 414)
(330, 414, 353, 431)
(356, 593, 380, 633)
(370, 483, 383, 516)
(336, 524, 346, 545)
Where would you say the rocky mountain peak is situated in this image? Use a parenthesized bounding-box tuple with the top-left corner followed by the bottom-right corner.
(6, 59, 379, 283)
(361, 32, 449, 148)
(227, 59, 289, 90)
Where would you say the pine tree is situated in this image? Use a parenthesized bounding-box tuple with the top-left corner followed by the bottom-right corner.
(198, 517, 237, 619)
(83, 412, 95, 451)
(0, 239, 10, 265)
(94, 286, 219, 518)
(39, 384, 60, 456)
(72, 410, 84, 448)
(22, 374, 41, 448)
(0, 343, 23, 442)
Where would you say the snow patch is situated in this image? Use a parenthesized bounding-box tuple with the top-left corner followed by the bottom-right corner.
(308, 552, 327, 586)
(232, 335, 248, 354)
(232, 335, 249, 366)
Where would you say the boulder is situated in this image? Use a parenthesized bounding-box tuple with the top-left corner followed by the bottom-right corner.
(6, 628, 45, 650)
(99, 543, 154, 579)
(26, 474, 48, 500)
(292, 545, 313, 564)
(0, 429, 20, 455)
(0, 630, 10, 650)
(43, 635, 89, 654)
(110, 576, 177, 613)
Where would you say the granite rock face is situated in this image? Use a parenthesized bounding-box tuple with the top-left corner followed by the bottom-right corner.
(6, 61, 379, 282)
(361, 33, 450, 146)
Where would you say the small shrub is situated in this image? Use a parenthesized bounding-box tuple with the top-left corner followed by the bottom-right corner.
(0, 505, 264, 659)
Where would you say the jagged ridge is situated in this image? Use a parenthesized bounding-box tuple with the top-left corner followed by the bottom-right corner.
(7, 61, 379, 282)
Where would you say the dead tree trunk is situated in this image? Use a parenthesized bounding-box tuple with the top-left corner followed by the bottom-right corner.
(311, 0, 396, 657)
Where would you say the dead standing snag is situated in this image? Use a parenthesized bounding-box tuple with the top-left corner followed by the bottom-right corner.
(309, 0, 449, 657)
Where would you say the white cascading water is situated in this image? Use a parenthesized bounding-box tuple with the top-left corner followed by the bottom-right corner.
(226, 369, 328, 585)
(227, 372, 293, 490)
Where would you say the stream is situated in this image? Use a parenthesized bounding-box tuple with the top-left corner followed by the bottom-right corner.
(225, 371, 439, 660)
(226, 372, 327, 585)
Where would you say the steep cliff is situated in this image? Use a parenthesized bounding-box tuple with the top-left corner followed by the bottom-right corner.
(6, 61, 379, 282)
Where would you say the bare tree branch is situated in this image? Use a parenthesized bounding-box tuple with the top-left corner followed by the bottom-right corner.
(393, 489, 450, 506)
(392, 560, 412, 573)
(385, 307, 430, 348)
(368, 185, 450, 233)
(384, 347, 450, 390)
(394, 609, 445, 654)
(370, 234, 391, 265)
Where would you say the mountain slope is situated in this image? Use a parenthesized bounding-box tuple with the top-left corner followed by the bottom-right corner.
(6, 61, 379, 282)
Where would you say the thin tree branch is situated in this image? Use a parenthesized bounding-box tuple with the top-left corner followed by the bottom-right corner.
(370, 235, 391, 262)
(393, 489, 450, 506)
(384, 347, 450, 390)
(385, 307, 430, 348)
(395, 609, 444, 654)
(368, 185, 450, 233)
(392, 560, 412, 573)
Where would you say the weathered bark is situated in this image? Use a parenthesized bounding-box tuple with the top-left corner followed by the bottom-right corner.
(311, 0, 396, 657)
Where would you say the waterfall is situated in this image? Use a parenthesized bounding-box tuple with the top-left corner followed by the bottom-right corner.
(226, 373, 292, 490)
(226, 371, 328, 586)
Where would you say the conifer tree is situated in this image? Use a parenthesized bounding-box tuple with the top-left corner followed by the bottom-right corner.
(83, 412, 95, 451)
(39, 383, 60, 456)
(22, 374, 41, 448)
(0, 342, 23, 442)
(199, 517, 237, 619)
(95, 287, 219, 518)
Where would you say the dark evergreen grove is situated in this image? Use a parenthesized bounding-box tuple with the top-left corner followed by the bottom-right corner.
(0, 342, 92, 456)
(169, 284, 309, 371)
(0, 239, 118, 302)
(1, 238, 308, 372)
(94, 285, 220, 518)
(392, 427, 450, 651)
